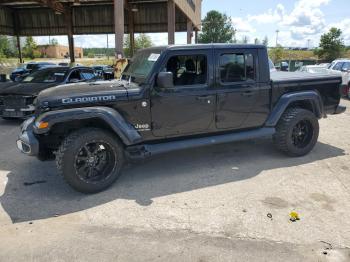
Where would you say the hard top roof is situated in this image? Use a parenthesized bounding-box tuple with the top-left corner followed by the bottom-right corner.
(142, 44, 267, 53)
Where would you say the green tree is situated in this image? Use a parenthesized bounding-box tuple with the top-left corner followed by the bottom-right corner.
(198, 10, 235, 43)
(0, 35, 11, 57)
(124, 33, 153, 57)
(262, 36, 269, 47)
(254, 38, 260, 45)
(50, 38, 58, 46)
(269, 45, 284, 63)
(0, 48, 4, 60)
(315, 28, 345, 61)
(23, 36, 38, 59)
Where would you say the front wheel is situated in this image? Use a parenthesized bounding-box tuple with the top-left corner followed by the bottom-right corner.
(273, 108, 319, 157)
(56, 128, 124, 193)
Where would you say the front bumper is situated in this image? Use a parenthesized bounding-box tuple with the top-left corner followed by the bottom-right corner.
(16, 117, 39, 156)
(1, 106, 35, 118)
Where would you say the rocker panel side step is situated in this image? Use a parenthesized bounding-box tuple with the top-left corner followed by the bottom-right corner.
(126, 127, 275, 160)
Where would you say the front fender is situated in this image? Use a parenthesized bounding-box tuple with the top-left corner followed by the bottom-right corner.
(33, 107, 142, 145)
(265, 90, 324, 127)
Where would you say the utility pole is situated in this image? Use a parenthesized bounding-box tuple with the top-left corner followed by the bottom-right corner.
(275, 30, 279, 47)
(307, 39, 311, 49)
(107, 34, 109, 60)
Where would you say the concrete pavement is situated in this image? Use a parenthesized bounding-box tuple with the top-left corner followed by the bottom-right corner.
(0, 100, 350, 261)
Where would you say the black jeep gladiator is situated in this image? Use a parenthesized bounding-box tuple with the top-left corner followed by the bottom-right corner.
(17, 44, 346, 193)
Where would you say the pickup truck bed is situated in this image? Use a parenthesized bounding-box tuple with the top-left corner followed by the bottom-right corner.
(271, 71, 342, 114)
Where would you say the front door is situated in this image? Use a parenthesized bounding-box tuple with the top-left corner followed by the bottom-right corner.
(151, 50, 215, 137)
(214, 49, 259, 130)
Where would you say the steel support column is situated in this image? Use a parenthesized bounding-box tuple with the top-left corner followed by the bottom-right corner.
(114, 0, 124, 58)
(167, 0, 175, 45)
(128, 5, 134, 57)
(187, 19, 192, 44)
(16, 35, 23, 63)
(66, 7, 75, 63)
(12, 10, 23, 63)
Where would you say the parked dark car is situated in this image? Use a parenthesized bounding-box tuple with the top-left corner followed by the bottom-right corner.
(275, 61, 289, 71)
(17, 44, 345, 193)
(0, 66, 96, 119)
(10, 62, 56, 81)
(92, 65, 114, 80)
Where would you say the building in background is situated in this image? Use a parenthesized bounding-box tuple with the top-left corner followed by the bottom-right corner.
(37, 45, 83, 59)
(0, 0, 202, 63)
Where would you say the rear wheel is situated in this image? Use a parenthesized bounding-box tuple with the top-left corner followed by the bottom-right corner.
(56, 128, 124, 193)
(273, 108, 319, 157)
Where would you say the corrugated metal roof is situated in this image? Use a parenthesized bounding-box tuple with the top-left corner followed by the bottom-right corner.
(0, 0, 201, 36)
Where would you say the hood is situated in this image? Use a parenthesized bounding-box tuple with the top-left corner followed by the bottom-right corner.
(37, 79, 141, 108)
(0, 81, 18, 90)
(0, 81, 60, 96)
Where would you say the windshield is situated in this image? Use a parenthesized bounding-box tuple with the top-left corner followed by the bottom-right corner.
(18, 64, 27, 69)
(22, 68, 68, 83)
(328, 62, 336, 69)
(122, 49, 162, 83)
(26, 63, 37, 70)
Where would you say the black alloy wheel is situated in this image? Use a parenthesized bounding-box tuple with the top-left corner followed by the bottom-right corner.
(75, 141, 116, 184)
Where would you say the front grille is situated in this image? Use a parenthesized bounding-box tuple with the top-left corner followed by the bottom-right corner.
(3, 95, 29, 108)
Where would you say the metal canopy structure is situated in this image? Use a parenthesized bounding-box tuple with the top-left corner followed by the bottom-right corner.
(0, 0, 202, 62)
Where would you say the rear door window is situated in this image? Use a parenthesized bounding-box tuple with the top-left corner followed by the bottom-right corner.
(219, 53, 255, 83)
(341, 62, 350, 71)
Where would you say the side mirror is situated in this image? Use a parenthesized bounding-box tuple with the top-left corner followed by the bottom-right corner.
(157, 72, 174, 89)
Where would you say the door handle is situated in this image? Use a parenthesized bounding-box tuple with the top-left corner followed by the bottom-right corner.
(241, 91, 254, 97)
(196, 95, 214, 104)
(196, 95, 214, 101)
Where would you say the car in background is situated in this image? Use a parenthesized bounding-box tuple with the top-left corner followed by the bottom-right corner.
(92, 65, 114, 80)
(10, 62, 56, 81)
(297, 65, 330, 74)
(275, 61, 289, 71)
(58, 62, 69, 67)
(0, 66, 96, 119)
(328, 59, 350, 98)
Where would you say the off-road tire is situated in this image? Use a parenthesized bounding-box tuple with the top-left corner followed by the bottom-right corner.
(56, 128, 124, 193)
(273, 108, 319, 157)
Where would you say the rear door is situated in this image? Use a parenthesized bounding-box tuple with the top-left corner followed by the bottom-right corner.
(214, 49, 259, 130)
(151, 49, 216, 137)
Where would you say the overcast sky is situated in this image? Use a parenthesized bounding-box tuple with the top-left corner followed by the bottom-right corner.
(34, 0, 350, 48)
